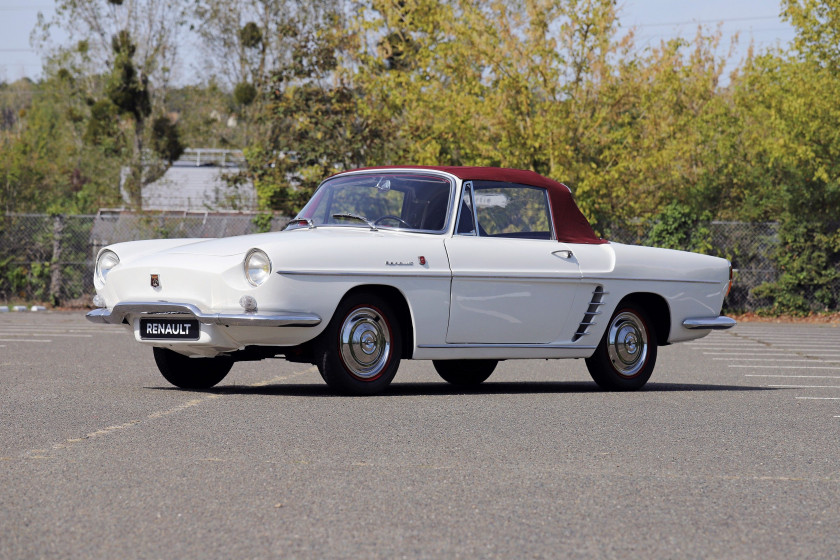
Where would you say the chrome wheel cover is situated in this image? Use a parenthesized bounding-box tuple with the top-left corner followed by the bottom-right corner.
(606, 311, 649, 377)
(339, 306, 392, 380)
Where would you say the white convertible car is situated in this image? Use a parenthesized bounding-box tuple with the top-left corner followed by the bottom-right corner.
(88, 166, 734, 394)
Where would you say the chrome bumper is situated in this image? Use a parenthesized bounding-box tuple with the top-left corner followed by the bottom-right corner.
(682, 316, 736, 330)
(86, 301, 322, 328)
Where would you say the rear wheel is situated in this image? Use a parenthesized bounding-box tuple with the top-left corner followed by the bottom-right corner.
(585, 304, 657, 391)
(152, 347, 233, 389)
(433, 360, 497, 387)
(316, 293, 402, 395)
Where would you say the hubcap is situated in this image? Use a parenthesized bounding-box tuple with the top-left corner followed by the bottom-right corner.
(606, 311, 649, 377)
(339, 306, 392, 380)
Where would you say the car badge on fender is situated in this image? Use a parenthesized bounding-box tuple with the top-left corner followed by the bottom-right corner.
(150, 274, 160, 288)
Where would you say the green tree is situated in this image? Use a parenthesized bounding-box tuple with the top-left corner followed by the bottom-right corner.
(36, 0, 187, 209)
(726, 0, 840, 313)
(737, 51, 840, 313)
(227, 1, 392, 214)
(782, 0, 840, 68)
(0, 75, 122, 214)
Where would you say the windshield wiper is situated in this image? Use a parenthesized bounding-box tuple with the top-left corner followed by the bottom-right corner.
(331, 213, 378, 231)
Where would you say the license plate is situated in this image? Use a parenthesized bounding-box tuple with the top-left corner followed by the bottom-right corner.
(140, 318, 200, 340)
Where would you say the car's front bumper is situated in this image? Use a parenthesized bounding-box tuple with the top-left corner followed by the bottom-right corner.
(86, 301, 322, 328)
(682, 316, 736, 330)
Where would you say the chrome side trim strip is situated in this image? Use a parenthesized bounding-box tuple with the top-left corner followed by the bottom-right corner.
(86, 301, 322, 327)
(452, 274, 579, 282)
(417, 343, 597, 350)
(682, 316, 736, 330)
(275, 272, 719, 284)
(581, 275, 720, 285)
(276, 270, 452, 279)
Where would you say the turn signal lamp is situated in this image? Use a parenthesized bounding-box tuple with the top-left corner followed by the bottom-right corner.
(239, 295, 258, 313)
(727, 265, 734, 297)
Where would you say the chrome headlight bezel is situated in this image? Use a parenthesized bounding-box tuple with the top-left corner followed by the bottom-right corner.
(95, 249, 120, 286)
(244, 248, 272, 287)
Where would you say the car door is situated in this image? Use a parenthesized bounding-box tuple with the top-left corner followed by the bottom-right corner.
(445, 181, 581, 344)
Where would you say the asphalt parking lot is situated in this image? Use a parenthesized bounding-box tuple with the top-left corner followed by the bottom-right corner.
(2, 312, 839, 559)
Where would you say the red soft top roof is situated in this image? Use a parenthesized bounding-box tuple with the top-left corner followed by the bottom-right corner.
(343, 166, 607, 244)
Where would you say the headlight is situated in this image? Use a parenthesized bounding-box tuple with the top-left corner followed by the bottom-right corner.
(95, 250, 120, 285)
(244, 249, 271, 287)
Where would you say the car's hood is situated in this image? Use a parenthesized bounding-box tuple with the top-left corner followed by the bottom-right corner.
(158, 227, 438, 256)
(163, 232, 279, 256)
(106, 227, 445, 266)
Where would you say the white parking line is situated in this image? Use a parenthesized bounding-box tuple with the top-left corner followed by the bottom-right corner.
(734, 333, 837, 337)
(0, 326, 114, 329)
(740, 337, 840, 341)
(746, 374, 840, 379)
(796, 397, 840, 400)
(688, 342, 764, 346)
(0, 327, 119, 332)
(768, 385, 840, 389)
(686, 344, 771, 350)
(0, 339, 52, 343)
(743, 340, 840, 343)
(752, 340, 837, 348)
(0, 333, 92, 338)
(716, 358, 836, 362)
(736, 332, 840, 335)
(705, 353, 790, 357)
(777, 348, 840, 356)
(690, 346, 768, 350)
(730, 365, 840, 370)
(0, 325, 100, 328)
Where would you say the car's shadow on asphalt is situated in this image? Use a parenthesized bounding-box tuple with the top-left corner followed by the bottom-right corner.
(148, 381, 778, 398)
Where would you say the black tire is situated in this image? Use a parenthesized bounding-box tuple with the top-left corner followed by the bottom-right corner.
(433, 360, 497, 387)
(316, 293, 402, 395)
(585, 303, 657, 391)
(152, 347, 233, 389)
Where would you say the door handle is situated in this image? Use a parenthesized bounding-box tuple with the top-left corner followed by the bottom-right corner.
(552, 250, 574, 259)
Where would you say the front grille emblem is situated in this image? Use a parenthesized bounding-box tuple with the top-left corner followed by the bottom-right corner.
(151, 274, 160, 288)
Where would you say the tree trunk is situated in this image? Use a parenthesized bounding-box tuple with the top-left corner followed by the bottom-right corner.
(127, 118, 145, 209)
(49, 214, 65, 307)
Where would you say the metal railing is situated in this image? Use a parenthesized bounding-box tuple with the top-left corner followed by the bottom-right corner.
(179, 148, 246, 167)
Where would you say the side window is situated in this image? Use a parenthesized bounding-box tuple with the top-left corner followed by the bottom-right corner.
(473, 182, 553, 240)
(455, 183, 476, 235)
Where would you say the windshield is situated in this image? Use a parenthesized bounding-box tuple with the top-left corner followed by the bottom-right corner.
(293, 172, 454, 232)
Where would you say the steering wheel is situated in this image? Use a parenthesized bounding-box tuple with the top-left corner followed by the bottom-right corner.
(374, 215, 411, 228)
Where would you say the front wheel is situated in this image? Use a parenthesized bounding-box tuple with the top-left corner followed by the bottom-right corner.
(585, 304, 657, 391)
(152, 347, 233, 389)
(433, 360, 497, 387)
(316, 293, 402, 395)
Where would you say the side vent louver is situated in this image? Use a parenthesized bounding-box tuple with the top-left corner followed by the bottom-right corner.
(572, 286, 607, 342)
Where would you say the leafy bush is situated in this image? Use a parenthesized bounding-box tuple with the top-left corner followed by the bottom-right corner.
(644, 202, 713, 254)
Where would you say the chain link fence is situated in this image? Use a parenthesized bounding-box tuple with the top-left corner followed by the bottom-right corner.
(0, 212, 289, 307)
(0, 212, 823, 312)
(605, 221, 783, 311)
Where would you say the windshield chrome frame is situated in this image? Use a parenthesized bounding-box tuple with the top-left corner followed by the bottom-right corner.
(292, 169, 457, 235)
